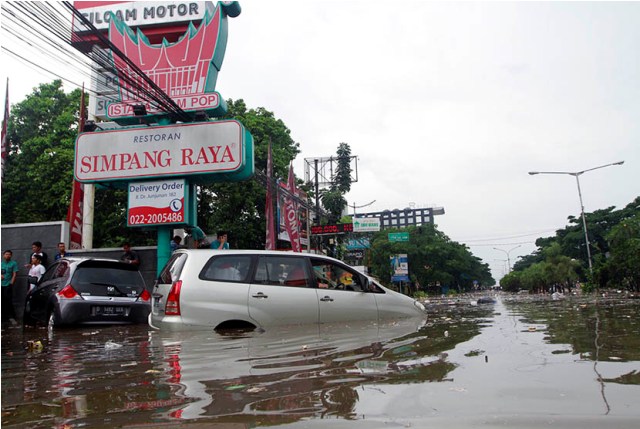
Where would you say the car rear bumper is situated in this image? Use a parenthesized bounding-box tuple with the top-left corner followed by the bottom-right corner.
(56, 300, 150, 325)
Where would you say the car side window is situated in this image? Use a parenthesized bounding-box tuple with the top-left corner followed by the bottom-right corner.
(159, 253, 188, 284)
(201, 255, 252, 282)
(39, 263, 59, 283)
(254, 256, 309, 287)
(53, 261, 70, 280)
(311, 258, 363, 291)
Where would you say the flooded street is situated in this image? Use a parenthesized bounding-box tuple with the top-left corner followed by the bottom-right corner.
(2, 294, 639, 428)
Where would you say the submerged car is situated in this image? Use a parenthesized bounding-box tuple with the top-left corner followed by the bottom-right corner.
(23, 257, 151, 328)
(149, 250, 426, 331)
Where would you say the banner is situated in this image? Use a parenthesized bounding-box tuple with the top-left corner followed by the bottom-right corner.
(1, 78, 8, 179)
(67, 84, 85, 249)
(283, 164, 301, 252)
(265, 141, 276, 250)
(391, 254, 410, 282)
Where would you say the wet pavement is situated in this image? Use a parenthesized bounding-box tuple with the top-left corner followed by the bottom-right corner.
(2, 293, 639, 428)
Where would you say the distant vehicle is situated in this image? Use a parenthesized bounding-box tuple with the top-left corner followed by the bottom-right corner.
(149, 250, 427, 331)
(23, 258, 151, 328)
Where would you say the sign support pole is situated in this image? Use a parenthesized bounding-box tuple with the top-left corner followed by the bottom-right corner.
(157, 227, 171, 276)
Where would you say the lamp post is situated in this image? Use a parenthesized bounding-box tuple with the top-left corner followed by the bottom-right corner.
(493, 245, 521, 273)
(528, 161, 624, 274)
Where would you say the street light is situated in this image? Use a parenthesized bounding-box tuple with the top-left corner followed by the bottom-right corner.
(528, 161, 624, 274)
(493, 245, 521, 273)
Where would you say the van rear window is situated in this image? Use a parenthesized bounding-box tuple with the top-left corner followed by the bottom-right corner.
(159, 253, 188, 284)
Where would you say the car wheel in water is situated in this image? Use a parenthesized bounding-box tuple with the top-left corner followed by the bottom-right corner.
(48, 312, 58, 330)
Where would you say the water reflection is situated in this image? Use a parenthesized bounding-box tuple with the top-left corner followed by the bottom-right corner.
(6, 297, 639, 428)
(503, 297, 640, 363)
(147, 313, 488, 423)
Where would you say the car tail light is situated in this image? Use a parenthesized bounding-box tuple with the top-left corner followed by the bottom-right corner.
(139, 289, 151, 302)
(58, 284, 81, 299)
(165, 280, 182, 316)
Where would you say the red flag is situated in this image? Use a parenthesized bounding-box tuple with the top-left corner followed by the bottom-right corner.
(1, 78, 8, 179)
(283, 163, 301, 252)
(67, 84, 85, 249)
(265, 141, 276, 250)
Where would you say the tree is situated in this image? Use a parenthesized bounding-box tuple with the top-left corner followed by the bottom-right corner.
(596, 214, 640, 291)
(368, 225, 494, 294)
(1, 81, 81, 223)
(319, 142, 353, 224)
(511, 196, 640, 291)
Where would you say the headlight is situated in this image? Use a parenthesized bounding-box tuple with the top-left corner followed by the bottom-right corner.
(413, 300, 426, 312)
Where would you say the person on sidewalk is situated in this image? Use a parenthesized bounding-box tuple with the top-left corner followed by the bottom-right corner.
(1, 250, 19, 325)
(120, 243, 141, 267)
(210, 231, 230, 250)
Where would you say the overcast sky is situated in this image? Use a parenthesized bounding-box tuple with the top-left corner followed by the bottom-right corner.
(2, 1, 639, 281)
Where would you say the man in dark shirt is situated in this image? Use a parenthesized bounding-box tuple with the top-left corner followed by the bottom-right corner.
(120, 243, 141, 267)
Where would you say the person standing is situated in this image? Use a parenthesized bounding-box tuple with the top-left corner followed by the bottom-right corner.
(26, 241, 48, 269)
(1, 250, 19, 324)
(120, 243, 141, 267)
(54, 242, 72, 261)
(184, 226, 206, 249)
(170, 235, 182, 253)
(210, 231, 230, 250)
(28, 254, 46, 292)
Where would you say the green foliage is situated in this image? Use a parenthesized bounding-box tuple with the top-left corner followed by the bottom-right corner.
(334, 142, 352, 194)
(368, 225, 494, 293)
(510, 196, 640, 292)
(1, 81, 81, 223)
(594, 214, 640, 291)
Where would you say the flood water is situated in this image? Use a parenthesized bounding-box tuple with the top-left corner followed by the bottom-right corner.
(2, 294, 639, 428)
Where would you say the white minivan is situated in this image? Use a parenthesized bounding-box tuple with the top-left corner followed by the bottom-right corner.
(149, 250, 426, 330)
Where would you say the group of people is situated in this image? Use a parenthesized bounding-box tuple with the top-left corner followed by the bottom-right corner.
(2, 231, 229, 324)
(2, 241, 69, 325)
(175, 228, 230, 252)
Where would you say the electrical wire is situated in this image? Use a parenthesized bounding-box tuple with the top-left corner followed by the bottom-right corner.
(1, 1, 191, 121)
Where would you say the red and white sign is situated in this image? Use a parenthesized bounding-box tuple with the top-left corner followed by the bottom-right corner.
(75, 120, 245, 182)
(128, 179, 185, 226)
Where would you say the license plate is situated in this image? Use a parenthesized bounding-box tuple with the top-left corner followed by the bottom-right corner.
(93, 306, 127, 316)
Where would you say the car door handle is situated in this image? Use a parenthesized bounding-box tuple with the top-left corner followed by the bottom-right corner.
(252, 292, 269, 299)
(320, 296, 334, 302)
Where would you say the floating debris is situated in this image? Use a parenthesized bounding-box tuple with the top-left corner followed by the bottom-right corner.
(26, 340, 43, 352)
(105, 341, 123, 350)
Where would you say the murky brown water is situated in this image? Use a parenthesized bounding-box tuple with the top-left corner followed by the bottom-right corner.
(2, 294, 639, 428)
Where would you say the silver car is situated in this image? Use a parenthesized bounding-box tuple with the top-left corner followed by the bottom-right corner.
(149, 250, 426, 331)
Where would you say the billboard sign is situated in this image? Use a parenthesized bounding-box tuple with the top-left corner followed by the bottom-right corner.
(346, 238, 370, 249)
(353, 217, 380, 232)
(390, 254, 410, 282)
(128, 178, 187, 226)
(388, 232, 409, 242)
(75, 120, 253, 184)
(73, 2, 241, 124)
(310, 223, 354, 235)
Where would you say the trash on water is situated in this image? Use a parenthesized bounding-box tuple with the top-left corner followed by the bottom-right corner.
(225, 384, 246, 391)
(27, 340, 43, 352)
(105, 340, 123, 350)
